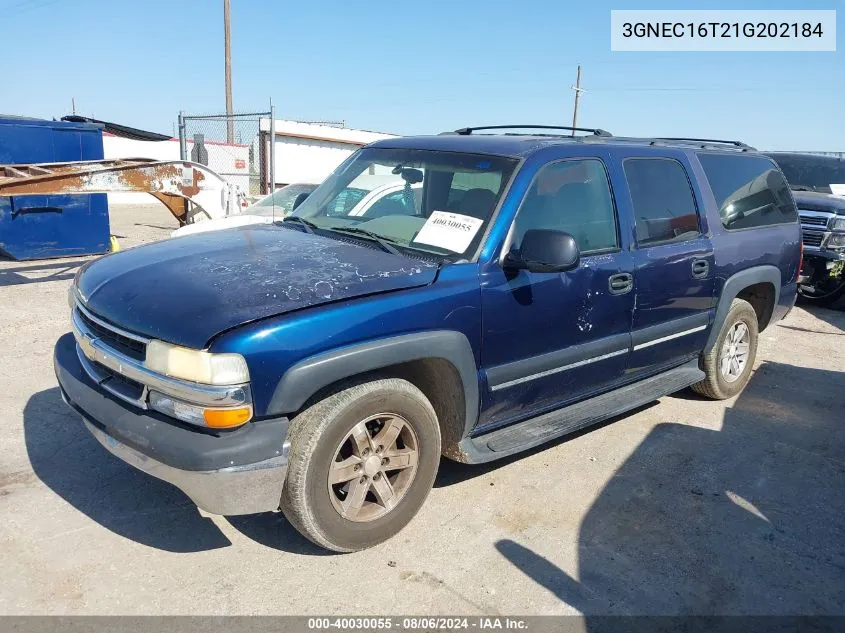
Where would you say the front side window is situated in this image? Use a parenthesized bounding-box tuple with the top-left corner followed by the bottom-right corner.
(291, 148, 518, 260)
(698, 153, 798, 230)
(511, 159, 618, 255)
(623, 158, 700, 246)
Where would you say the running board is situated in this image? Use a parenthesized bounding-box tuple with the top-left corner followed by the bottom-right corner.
(456, 363, 704, 464)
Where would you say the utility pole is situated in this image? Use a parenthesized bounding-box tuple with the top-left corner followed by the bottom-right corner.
(570, 65, 583, 136)
(224, 0, 234, 144)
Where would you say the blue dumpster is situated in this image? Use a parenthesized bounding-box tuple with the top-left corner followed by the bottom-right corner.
(0, 116, 110, 260)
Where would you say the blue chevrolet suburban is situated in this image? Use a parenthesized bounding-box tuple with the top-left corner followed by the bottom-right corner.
(54, 126, 801, 552)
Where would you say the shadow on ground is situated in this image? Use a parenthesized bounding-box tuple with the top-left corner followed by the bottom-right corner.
(496, 360, 845, 615)
(782, 301, 845, 334)
(23, 387, 318, 554)
(0, 258, 89, 287)
(224, 513, 328, 555)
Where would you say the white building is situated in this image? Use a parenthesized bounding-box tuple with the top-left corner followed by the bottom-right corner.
(102, 119, 397, 207)
(270, 120, 396, 186)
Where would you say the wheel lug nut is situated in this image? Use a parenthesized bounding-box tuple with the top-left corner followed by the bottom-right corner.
(362, 448, 370, 457)
(381, 458, 388, 466)
(353, 464, 361, 472)
(376, 445, 383, 453)
(360, 476, 367, 484)
(373, 472, 381, 480)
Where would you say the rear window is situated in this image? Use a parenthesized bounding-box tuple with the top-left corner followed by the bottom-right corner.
(767, 153, 845, 194)
(698, 154, 797, 230)
(623, 158, 700, 246)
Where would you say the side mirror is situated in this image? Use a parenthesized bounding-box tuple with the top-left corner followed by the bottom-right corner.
(505, 229, 580, 273)
(292, 191, 310, 211)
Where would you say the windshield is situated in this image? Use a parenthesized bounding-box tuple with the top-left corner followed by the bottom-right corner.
(289, 147, 518, 260)
(768, 154, 845, 194)
(251, 183, 318, 218)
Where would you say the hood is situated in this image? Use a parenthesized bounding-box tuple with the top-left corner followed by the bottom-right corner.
(792, 191, 845, 215)
(77, 225, 438, 348)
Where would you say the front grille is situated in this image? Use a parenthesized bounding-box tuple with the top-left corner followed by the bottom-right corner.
(800, 215, 829, 227)
(802, 231, 824, 247)
(75, 307, 147, 361)
(92, 359, 146, 400)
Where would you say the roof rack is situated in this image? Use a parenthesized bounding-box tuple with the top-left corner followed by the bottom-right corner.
(447, 125, 613, 137)
(650, 137, 756, 151)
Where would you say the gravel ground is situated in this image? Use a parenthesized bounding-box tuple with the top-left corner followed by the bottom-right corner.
(0, 203, 843, 615)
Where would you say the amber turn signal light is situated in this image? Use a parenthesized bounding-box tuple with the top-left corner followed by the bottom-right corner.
(203, 407, 252, 428)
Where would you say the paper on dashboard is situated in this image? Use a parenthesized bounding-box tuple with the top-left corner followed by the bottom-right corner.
(412, 211, 484, 253)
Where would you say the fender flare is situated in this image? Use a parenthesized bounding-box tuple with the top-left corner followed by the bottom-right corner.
(267, 330, 480, 438)
(705, 265, 781, 353)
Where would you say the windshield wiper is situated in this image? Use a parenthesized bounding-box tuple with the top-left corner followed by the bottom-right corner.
(327, 227, 403, 256)
(281, 216, 318, 234)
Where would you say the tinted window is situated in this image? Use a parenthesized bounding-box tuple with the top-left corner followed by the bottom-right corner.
(698, 154, 797, 230)
(512, 159, 618, 254)
(623, 158, 700, 246)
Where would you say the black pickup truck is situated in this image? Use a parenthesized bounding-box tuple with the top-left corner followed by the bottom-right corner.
(767, 152, 845, 306)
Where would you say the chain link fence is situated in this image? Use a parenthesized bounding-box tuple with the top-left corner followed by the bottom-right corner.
(178, 110, 274, 199)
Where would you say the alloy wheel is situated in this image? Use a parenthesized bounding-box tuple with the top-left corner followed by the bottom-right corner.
(719, 321, 750, 383)
(327, 413, 419, 522)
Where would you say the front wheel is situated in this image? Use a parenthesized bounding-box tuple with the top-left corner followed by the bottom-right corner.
(798, 264, 845, 307)
(691, 298, 759, 400)
(280, 378, 441, 552)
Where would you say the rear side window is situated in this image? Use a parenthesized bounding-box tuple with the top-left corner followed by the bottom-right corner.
(697, 153, 797, 230)
(623, 158, 700, 246)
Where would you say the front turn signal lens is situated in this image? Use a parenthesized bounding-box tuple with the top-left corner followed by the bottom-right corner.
(203, 407, 252, 429)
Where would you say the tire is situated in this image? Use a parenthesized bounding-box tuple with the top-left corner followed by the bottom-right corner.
(280, 378, 441, 552)
(691, 298, 759, 400)
(798, 281, 845, 307)
(797, 264, 845, 307)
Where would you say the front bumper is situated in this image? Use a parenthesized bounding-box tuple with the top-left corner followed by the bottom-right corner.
(54, 333, 290, 515)
(802, 249, 845, 263)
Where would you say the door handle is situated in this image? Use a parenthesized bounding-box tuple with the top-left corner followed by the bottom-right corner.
(692, 259, 709, 279)
(608, 273, 633, 295)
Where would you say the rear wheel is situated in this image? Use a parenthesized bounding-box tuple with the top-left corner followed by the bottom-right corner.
(692, 298, 759, 400)
(280, 378, 441, 552)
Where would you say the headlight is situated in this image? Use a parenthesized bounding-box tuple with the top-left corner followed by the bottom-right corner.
(144, 340, 249, 385)
(832, 217, 845, 231)
(827, 233, 845, 248)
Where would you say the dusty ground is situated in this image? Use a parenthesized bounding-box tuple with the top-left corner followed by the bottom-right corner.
(0, 204, 843, 615)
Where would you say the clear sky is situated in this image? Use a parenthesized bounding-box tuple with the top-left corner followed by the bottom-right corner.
(3, 0, 842, 150)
